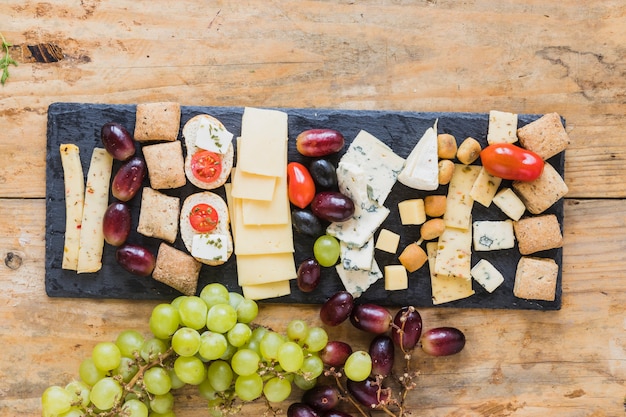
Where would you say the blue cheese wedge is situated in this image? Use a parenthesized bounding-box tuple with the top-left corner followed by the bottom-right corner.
(472, 220, 515, 251)
(397, 121, 439, 191)
(470, 259, 505, 293)
(335, 258, 383, 298)
(340, 238, 374, 271)
(192, 233, 228, 262)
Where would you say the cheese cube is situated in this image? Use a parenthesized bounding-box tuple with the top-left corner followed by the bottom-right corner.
(487, 110, 518, 144)
(472, 220, 515, 251)
(470, 259, 505, 293)
(492, 188, 526, 221)
(384, 265, 408, 291)
(375, 229, 400, 254)
(398, 199, 426, 225)
(469, 167, 502, 207)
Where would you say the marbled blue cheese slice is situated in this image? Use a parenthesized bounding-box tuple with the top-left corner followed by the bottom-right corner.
(192, 233, 228, 262)
(195, 118, 234, 154)
(335, 258, 383, 298)
(340, 238, 374, 271)
(470, 259, 505, 293)
(472, 220, 515, 251)
(397, 121, 439, 191)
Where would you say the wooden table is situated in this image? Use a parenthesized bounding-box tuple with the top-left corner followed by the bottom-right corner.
(2, 1, 625, 416)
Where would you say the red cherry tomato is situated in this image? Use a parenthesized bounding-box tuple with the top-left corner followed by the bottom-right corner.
(287, 162, 316, 209)
(480, 143, 544, 181)
(189, 203, 219, 233)
(191, 150, 222, 183)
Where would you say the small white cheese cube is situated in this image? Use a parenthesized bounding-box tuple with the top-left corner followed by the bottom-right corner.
(472, 220, 515, 251)
(492, 188, 526, 221)
(195, 119, 234, 154)
(487, 110, 518, 144)
(471, 259, 505, 293)
(375, 229, 400, 254)
(192, 234, 228, 261)
(384, 265, 408, 291)
(398, 199, 426, 225)
(469, 167, 502, 207)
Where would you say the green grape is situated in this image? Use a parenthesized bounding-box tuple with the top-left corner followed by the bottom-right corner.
(116, 329, 145, 358)
(172, 327, 201, 357)
(207, 360, 233, 392)
(78, 357, 106, 386)
(299, 354, 324, 380)
(140, 338, 169, 362)
(59, 407, 84, 417)
(263, 376, 292, 403)
(197, 379, 219, 401)
(303, 326, 328, 352)
(219, 342, 237, 361)
(179, 296, 209, 330)
(234, 373, 263, 402)
(227, 323, 252, 347)
(277, 341, 304, 372)
(92, 341, 122, 372)
(313, 235, 340, 267)
(198, 331, 228, 361)
(168, 368, 186, 390)
(231, 348, 260, 376)
(260, 331, 285, 361)
(150, 392, 174, 414)
(174, 355, 206, 385)
(144, 366, 172, 395)
(170, 295, 187, 309)
(89, 377, 123, 410)
(41, 385, 73, 416)
(344, 350, 372, 382)
(115, 356, 139, 383)
(200, 283, 230, 308)
(65, 380, 90, 408)
(286, 319, 309, 343)
(235, 299, 258, 324)
(206, 303, 238, 333)
(245, 327, 267, 355)
(122, 398, 149, 417)
(228, 291, 244, 310)
(149, 304, 180, 339)
(293, 373, 317, 390)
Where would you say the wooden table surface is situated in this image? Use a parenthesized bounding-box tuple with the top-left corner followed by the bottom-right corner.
(2, 1, 625, 416)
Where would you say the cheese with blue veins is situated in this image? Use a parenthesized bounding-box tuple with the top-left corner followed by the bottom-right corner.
(470, 259, 505, 293)
(336, 258, 383, 298)
(192, 233, 228, 262)
(472, 220, 515, 251)
(340, 238, 374, 271)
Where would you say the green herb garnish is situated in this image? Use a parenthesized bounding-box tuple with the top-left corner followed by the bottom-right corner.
(1, 33, 18, 86)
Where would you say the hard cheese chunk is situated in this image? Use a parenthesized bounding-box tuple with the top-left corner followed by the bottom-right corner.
(487, 110, 518, 144)
(443, 164, 481, 230)
(236, 253, 297, 286)
(427, 242, 475, 304)
(471, 259, 504, 293)
(472, 220, 515, 251)
(384, 265, 408, 291)
(398, 199, 426, 225)
(375, 229, 400, 254)
(492, 187, 526, 221)
(336, 259, 383, 298)
(60, 144, 85, 271)
(434, 226, 473, 280)
(237, 107, 288, 177)
(469, 167, 502, 207)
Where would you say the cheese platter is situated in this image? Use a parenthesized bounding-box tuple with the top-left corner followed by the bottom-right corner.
(45, 102, 565, 309)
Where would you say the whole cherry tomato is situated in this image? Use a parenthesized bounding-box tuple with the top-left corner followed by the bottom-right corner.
(287, 162, 316, 209)
(480, 143, 544, 181)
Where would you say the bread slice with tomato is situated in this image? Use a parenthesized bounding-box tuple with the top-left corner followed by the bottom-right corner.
(180, 191, 233, 266)
(182, 114, 235, 190)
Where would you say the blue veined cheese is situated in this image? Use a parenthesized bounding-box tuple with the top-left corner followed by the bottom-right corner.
(340, 238, 374, 271)
(492, 188, 526, 221)
(443, 164, 481, 230)
(472, 220, 515, 251)
(469, 167, 502, 207)
(434, 226, 473, 280)
(339, 130, 405, 205)
(470, 259, 505, 293)
(335, 258, 383, 298)
(192, 233, 228, 262)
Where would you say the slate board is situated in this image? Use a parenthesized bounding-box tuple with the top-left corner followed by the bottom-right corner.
(45, 102, 564, 309)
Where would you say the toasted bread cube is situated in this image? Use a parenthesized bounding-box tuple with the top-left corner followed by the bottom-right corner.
(152, 243, 202, 296)
(517, 113, 570, 160)
(512, 163, 568, 214)
(143, 141, 186, 189)
(134, 102, 181, 142)
(513, 214, 563, 255)
(137, 187, 180, 243)
(513, 256, 559, 301)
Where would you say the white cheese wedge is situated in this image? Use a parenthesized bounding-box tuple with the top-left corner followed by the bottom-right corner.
(195, 118, 234, 154)
(397, 121, 439, 191)
(427, 242, 475, 304)
(192, 234, 228, 262)
(487, 110, 518, 144)
(492, 188, 526, 221)
(469, 167, 502, 207)
(472, 220, 515, 251)
(59, 144, 85, 271)
(335, 259, 383, 298)
(471, 259, 505, 293)
(434, 226, 473, 280)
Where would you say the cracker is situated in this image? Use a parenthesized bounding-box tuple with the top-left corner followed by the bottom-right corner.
(152, 243, 201, 296)
(517, 112, 570, 160)
(137, 187, 180, 243)
(513, 256, 559, 301)
(134, 102, 181, 142)
(514, 214, 563, 255)
(142, 141, 186, 189)
(512, 163, 568, 214)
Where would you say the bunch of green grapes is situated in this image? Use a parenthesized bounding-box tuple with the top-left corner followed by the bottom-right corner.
(41, 283, 329, 417)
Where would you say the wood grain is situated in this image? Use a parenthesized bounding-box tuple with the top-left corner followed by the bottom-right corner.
(1, 0, 626, 416)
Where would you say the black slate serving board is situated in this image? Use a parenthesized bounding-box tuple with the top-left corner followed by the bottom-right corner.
(45, 102, 564, 309)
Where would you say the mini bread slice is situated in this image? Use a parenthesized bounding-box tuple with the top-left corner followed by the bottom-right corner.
(137, 187, 180, 243)
(152, 243, 202, 296)
(517, 113, 570, 160)
(514, 214, 563, 255)
(513, 256, 559, 301)
(182, 114, 235, 190)
(180, 191, 233, 266)
(134, 102, 181, 142)
(512, 162, 568, 214)
(142, 141, 186, 189)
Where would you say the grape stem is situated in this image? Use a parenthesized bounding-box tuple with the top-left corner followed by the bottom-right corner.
(328, 370, 370, 417)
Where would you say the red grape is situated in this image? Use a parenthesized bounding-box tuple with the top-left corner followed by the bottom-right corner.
(297, 258, 321, 292)
(391, 306, 422, 352)
(319, 291, 353, 326)
(302, 385, 340, 412)
(115, 244, 155, 277)
(287, 403, 320, 417)
(101, 122, 135, 161)
(311, 191, 355, 222)
(369, 335, 394, 377)
(319, 341, 352, 368)
(421, 327, 466, 356)
(102, 202, 131, 246)
(346, 378, 389, 408)
(349, 304, 392, 334)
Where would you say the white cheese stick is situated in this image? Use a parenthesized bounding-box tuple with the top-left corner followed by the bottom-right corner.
(60, 144, 85, 271)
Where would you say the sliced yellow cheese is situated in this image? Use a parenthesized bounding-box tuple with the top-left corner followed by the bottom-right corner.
(241, 167, 288, 225)
(238, 107, 288, 177)
(77, 147, 113, 274)
(241, 280, 291, 300)
(60, 144, 85, 271)
(434, 226, 473, 280)
(443, 164, 481, 230)
(236, 252, 297, 286)
(427, 242, 475, 304)
(469, 167, 502, 207)
(230, 168, 276, 201)
(492, 188, 526, 221)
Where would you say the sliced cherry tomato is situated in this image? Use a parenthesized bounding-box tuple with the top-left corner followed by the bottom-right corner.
(480, 143, 544, 181)
(189, 203, 219, 233)
(191, 150, 222, 183)
(287, 162, 316, 209)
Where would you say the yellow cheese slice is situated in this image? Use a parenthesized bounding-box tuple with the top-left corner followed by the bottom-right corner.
(238, 107, 288, 177)
(427, 242, 475, 304)
(487, 110, 518, 145)
(60, 144, 85, 271)
(469, 167, 502, 207)
(77, 147, 113, 274)
(236, 252, 297, 286)
(241, 168, 288, 225)
(443, 164, 481, 230)
(230, 168, 276, 201)
(241, 280, 291, 300)
(434, 226, 473, 280)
